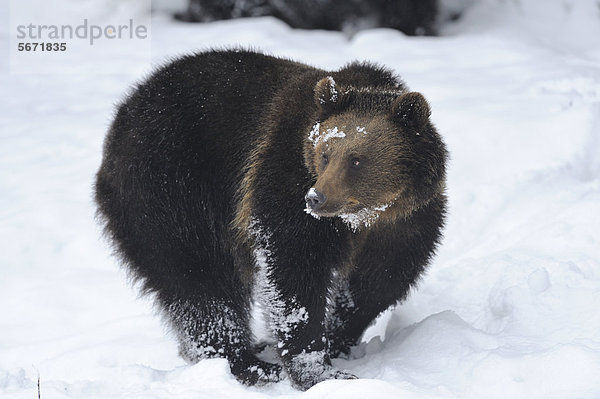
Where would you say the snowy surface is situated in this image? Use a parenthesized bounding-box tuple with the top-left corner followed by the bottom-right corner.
(2, 0, 600, 398)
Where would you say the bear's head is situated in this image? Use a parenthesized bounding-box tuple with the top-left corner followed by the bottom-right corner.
(304, 76, 447, 231)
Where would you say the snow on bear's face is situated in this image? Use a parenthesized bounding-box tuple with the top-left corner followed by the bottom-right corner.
(304, 77, 443, 230)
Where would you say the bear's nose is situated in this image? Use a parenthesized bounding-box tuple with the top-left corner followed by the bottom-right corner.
(305, 188, 327, 211)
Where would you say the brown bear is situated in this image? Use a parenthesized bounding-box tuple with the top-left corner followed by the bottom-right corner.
(95, 49, 447, 391)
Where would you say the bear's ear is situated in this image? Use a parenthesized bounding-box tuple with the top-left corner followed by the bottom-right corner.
(314, 76, 339, 110)
(392, 92, 431, 129)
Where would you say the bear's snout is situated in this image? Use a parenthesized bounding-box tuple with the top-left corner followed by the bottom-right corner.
(305, 187, 327, 211)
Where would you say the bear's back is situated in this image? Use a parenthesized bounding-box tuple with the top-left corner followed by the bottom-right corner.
(99, 50, 318, 213)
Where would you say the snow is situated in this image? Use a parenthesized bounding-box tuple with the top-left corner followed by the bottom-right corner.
(249, 219, 310, 347)
(338, 202, 393, 232)
(308, 124, 346, 147)
(324, 76, 338, 103)
(307, 122, 321, 146)
(2, 0, 600, 398)
(320, 127, 346, 143)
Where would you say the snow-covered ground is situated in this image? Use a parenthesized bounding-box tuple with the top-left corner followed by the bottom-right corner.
(2, 0, 600, 398)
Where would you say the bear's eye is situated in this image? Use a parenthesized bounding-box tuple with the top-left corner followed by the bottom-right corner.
(350, 157, 361, 168)
(321, 153, 329, 165)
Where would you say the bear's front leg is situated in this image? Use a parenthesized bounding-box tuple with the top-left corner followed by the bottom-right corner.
(262, 270, 356, 390)
(252, 226, 356, 390)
